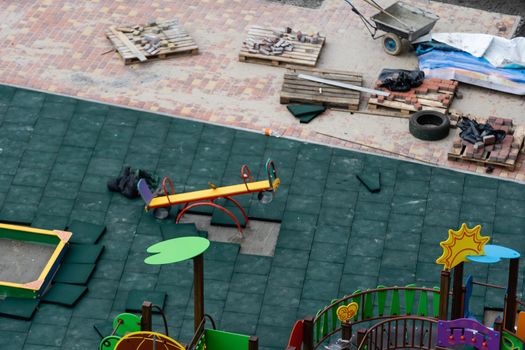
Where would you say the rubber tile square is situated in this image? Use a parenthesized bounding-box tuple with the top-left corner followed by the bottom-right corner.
(106, 204, 143, 225)
(263, 286, 301, 308)
(130, 234, 162, 253)
(74, 192, 111, 213)
(266, 137, 300, 151)
(93, 141, 129, 160)
(124, 153, 159, 172)
(464, 175, 499, 189)
(63, 244, 104, 264)
(259, 305, 298, 328)
(200, 124, 235, 145)
(427, 191, 462, 212)
(40, 102, 76, 120)
(204, 242, 239, 262)
(50, 163, 87, 182)
(204, 260, 234, 281)
(310, 242, 347, 263)
(41, 283, 88, 307)
(318, 206, 354, 227)
(394, 180, 429, 198)
(268, 267, 305, 289)
(118, 272, 158, 292)
(314, 225, 350, 244)
(297, 298, 329, 319)
(258, 325, 294, 348)
(417, 244, 444, 263)
(0, 156, 20, 176)
(56, 146, 92, 165)
(53, 262, 95, 285)
(381, 249, 417, 270)
(44, 180, 81, 200)
(302, 279, 340, 301)
(415, 262, 442, 284)
(10, 90, 45, 107)
(26, 323, 67, 347)
(322, 190, 358, 209)
(0, 298, 39, 320)
(275, 229, 313, 251)
(87, 158, 123, 177)
(420, 225, 450, 245)
(351, 219, 387, 238)
(135, 118, 169, 139)
(424, 209, 459, 227)
(74, 100, 109, 115)
(32, 303, 72, 326)
(69, 113, 105, 132)
(86, 278, 119, 300)
(385, 231, 420, 252)
(200, 279, 229, 301)
(68, 220, 106, 244)
(378, 268, 416, 286)
(293, 161, 328, 181)
(0, 85, 15, 100)
(388, 213, 424, 234)
(329, 155, 365, 174)
(0, 139, 26, 158)
(285, 195, 322, 214)
(306, 261, 343, 281)
(34, 118, 68, 137)
(124, 251, 160, 274)
(128, 136, 164, 155)
(224, 291, 263, 316)
(98, 125, 135, 144)
(496, 198, 525, 218)
(136, 215, 162, 237)
(163, 132, 201, 149)
(280, 212, 317, 233)
(125, 290, 166, 312)
(248, 199, 285, 222)
(31, 215, 68, 230)
(397, 162, 432, 181)
(13, 168, 50, 187)
(340, 274, 378, 293)
(273, 248, 309, 269)
(355, 201, 390, 221)
(6, 185, 43, 206)
(231, 138, 266, 156)
(429, 174, 464, 194)
(344, 256, 381, 276)
(38, 197, 74, 217)
(234, 255, 272, 275)
(298, 144, 332, 162)
(194, 143, 231, 161)
(229, 273, 268, 295)
(62, 129, 99, 148)
(391, 195, 426, 215)
(161, 223, 199, 240)
(26, 134, 62, 153)
(348, 237, 384, 258)
(290, 177, 324, 197)
(0, 123, 33, 141)
(0, 202, 36, 224)
(494, 215, 525, 235)
(460, 203, 496, 222)
(210, 206, 247, 228)
(220, 311, 257, 335)
(69, 209, 106, 226)
(499, 181, 525, 200)
(463, 187, 497, 204)
(4, 106, 40, 125)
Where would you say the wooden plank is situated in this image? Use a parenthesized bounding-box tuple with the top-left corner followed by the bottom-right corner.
(282, 84, 360, 99)
(109, 27, 147, 62)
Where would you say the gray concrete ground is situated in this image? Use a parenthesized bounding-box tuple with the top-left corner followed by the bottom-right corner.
(0, 239, 55, 284)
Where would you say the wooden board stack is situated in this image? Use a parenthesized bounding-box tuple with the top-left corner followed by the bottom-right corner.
(239, 26, 325, 67)
(105, 19, 198, 65)
(280, 67, 362, 111)
(368, 78, 459, 117)
(448, 112, 524, 171)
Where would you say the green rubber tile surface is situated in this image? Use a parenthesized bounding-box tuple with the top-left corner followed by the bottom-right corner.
(63, 244, 104, 264)
(0, 85, 522, 350)
(41, 284, 88, 307)
(125, 290, 166, 312)
(0, 298, 39, 320)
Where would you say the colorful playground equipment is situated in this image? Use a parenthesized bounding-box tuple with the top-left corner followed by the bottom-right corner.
(286, 223, 525, 350)
(137, 159, 280, 234)
(99, 236, 259, 350)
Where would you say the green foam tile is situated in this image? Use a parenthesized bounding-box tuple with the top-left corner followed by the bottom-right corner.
(356, 171, 381, 193)
(298, 111, 324, 124)
(160, 223, 199, 240)
(287, 104, 326, 117)
(63, 244, 104, 264)
(210, 207, 247, 228)
(125, 290, 166, 312)
(53, 263, 96, 285)
(41, 283, 88, 307)
(68, 220, 106, 244)
(0, 297, 39, 320)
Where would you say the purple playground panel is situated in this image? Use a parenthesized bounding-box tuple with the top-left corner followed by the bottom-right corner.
(437, 318, 500, 350)
(137, 179, 154, 205)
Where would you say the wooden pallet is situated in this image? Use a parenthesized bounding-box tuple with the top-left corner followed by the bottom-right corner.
(105, 19, 198, 65)
(239, 26, 325, 67)
(368, 78, 458, 117)
(279, 67, 362, 111)
(447, 120, 525, 171)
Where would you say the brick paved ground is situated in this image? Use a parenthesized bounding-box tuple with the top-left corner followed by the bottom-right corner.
(1, 85, 525, 350)
(0, 0, 524, 182)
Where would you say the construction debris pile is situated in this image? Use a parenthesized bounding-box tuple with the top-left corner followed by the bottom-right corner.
(115, 21, 178, 56)
(243, 28, 321, 56)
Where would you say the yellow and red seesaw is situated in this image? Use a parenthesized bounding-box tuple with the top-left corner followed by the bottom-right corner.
(137, 159, 280, 235)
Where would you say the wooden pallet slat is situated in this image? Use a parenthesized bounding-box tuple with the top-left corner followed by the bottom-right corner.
(105, 19, 198, 65)
(280, 67, 362, 111)
(239, 26, 325, 67)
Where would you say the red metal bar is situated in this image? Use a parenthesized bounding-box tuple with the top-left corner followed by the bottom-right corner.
(162, 176, 176, 206)
(176, 201, 243, 234)
(224, 196, 250, 227)
(241, 164, 253, 191)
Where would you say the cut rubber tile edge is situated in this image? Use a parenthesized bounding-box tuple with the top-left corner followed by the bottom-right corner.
(356, 171, 381, 193)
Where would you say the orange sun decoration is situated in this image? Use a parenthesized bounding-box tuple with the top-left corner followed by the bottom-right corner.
(435, 223, 489, 270)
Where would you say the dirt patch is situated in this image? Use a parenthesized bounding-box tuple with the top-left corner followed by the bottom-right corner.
(266, 0, 324, 9)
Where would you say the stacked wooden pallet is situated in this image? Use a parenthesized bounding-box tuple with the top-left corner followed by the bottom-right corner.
(448, 113, 524, 171)
(280, 67, 362, 111)
(368, 78, 459, 117)
(239, 26, 325, 67)
(105, 19, 198, 65)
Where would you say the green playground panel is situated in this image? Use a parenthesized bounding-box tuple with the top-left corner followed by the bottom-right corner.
(205, 329, 250, 350)
(0, 223, 71, 299)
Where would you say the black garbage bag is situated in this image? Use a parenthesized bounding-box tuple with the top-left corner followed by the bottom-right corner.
(378, 69, 425, 92)
(108, 166, 158, 199)
(457, 117, 506, 144)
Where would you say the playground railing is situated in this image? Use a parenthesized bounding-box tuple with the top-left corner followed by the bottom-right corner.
(356, 315, 438, 350)
(311, 285, 440, 349)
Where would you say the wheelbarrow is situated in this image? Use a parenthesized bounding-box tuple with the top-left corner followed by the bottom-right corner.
(344, 0, 439, 55)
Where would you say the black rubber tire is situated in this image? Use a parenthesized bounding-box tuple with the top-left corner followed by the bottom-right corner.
(383, 33, 403, 56)
(409, 111, 450, 141)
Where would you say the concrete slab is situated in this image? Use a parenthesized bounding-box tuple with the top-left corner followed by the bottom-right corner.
(0, 0, 523, 182)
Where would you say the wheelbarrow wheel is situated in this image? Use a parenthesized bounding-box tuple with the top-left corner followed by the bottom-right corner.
(383, 33, 402, 56)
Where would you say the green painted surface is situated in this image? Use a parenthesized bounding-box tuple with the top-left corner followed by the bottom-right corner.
(0, 227, 59, 245)
(0, 85, 523, 350)
(205, 329, 249, 350)
(145, 237, 210, 265)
